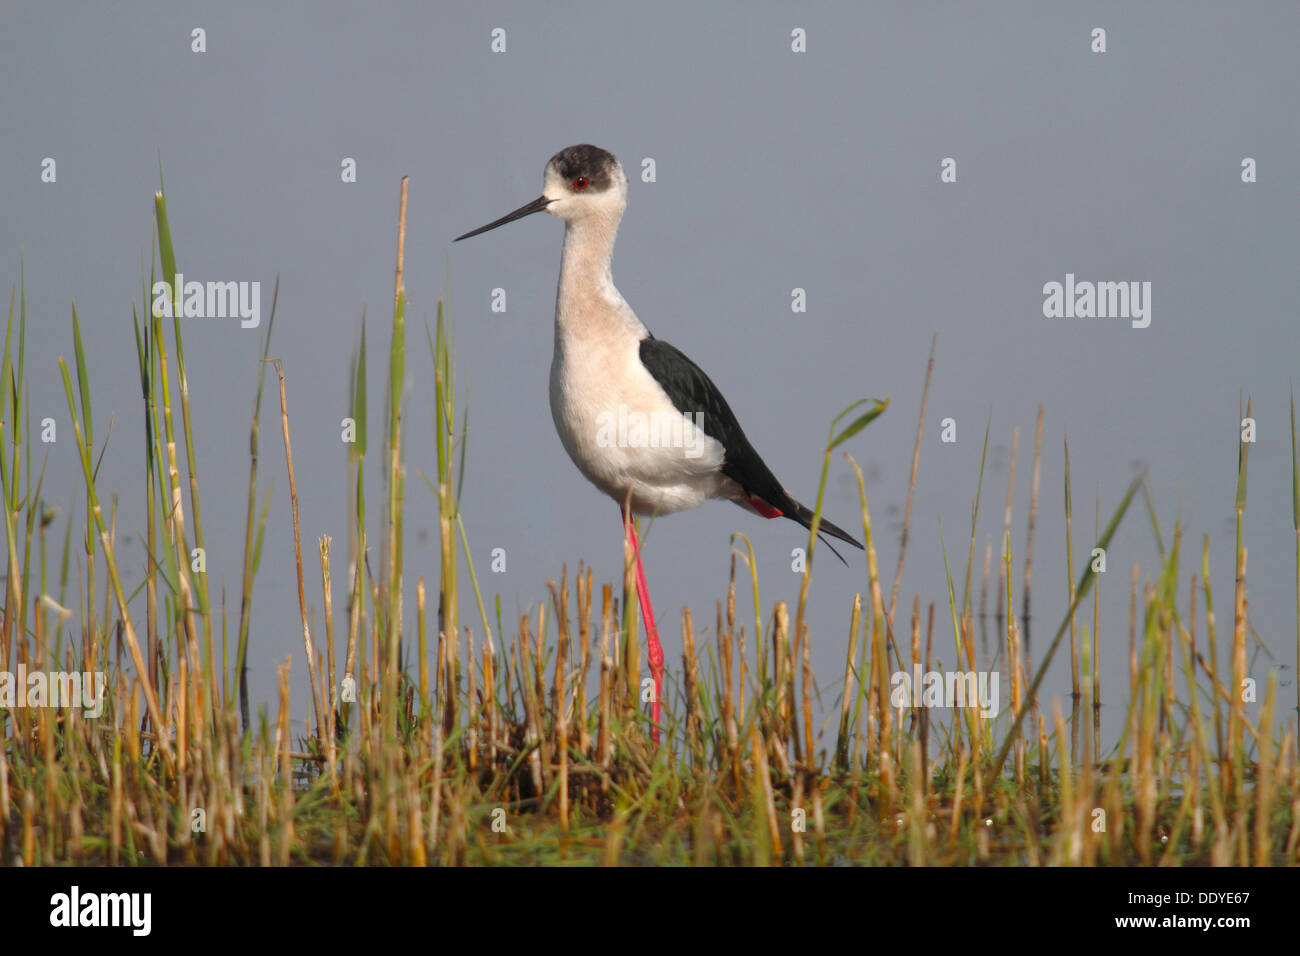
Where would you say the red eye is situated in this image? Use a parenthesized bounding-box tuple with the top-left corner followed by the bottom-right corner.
(573, 176, 589, 190)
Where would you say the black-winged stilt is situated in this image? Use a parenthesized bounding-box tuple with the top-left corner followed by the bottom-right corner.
(455, 144, 863, 741)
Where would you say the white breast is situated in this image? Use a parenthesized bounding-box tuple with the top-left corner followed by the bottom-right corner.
(549, 302, 727, 516)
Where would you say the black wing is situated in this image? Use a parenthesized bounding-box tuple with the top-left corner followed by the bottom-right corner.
(638, 336, 863, 552)
(638, 336, 791, 508)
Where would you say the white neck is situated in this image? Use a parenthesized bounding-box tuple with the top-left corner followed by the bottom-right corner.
(554, 211, 643, 343)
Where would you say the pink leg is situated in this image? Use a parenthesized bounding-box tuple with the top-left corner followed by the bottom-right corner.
(622, 509, 663, 743)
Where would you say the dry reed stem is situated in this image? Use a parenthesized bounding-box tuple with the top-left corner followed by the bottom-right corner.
(320, 536, 339, 779)
(271, 360, 325, 743)
(996, 425, 1019, 630)
(597, 585, 613, 769)
(1023, 405, 1044, 654)
(837, 592, 861, 765)
(752, 722, 782, 862)
(888, 332, 936, 626)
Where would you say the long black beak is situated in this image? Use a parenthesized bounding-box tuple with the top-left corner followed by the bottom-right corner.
(454, 195, 552, 242)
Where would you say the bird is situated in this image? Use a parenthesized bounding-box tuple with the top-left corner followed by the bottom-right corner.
(455, 144, 863, 741)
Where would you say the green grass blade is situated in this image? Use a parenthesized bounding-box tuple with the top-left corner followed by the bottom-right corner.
(984, 472, 1143, 790)
(828, 397, 889, 451)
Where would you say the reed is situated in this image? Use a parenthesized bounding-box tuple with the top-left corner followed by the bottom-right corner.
(0, 181, 1294, 866)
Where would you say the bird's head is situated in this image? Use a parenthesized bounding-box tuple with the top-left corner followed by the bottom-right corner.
(454, 144, 626, 242)
(541, 144, 626, 224)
